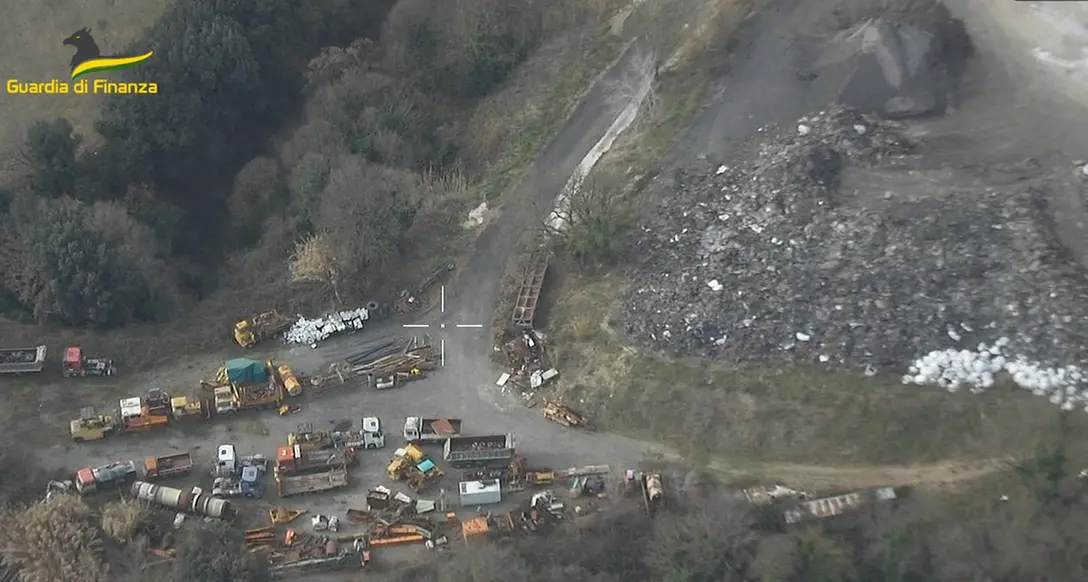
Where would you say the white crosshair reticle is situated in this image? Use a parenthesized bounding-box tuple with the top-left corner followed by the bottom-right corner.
(400, 285, 482, 365)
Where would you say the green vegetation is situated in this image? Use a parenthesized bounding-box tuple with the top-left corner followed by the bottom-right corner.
(0, 0, 612, 338)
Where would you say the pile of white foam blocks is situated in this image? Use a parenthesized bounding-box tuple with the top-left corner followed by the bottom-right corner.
(903, 336, 1088, 410)
(284, 308, 369, 347)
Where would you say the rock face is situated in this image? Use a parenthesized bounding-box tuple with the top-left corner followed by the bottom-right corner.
(834, 7, 971, 118)
(618, 107, 1088, 379)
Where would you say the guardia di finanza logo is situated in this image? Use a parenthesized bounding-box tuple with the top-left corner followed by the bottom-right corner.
(6, 27, 157, 95)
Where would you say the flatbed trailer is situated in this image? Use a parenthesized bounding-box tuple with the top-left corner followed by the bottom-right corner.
(511, 252, 548, 329)
(275, 466, 349, 497)
(0, 345, 48, 374)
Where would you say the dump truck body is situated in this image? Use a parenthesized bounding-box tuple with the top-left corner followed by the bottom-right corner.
(0, 345, 47, 374)
(143, 452, 194, 480)
(403, 417, 462, 443)
(276, 445, 354, 475)
(275, 466, 349, 497)
(443, 434, 516, 468)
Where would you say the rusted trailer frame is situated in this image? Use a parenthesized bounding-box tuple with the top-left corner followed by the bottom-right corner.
(511, 252, 549, 329)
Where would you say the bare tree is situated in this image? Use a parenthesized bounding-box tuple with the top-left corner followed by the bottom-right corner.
(289, 231, 343, 304)
(647, 494, 762, 581)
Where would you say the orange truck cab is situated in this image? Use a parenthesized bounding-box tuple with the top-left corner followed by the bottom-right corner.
(62, 346, 116, 377)
(119, 397, 170, 433)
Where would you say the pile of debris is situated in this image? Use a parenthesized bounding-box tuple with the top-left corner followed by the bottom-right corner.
(621, 106, 1088, 384)
(284, 308, 369, 347)
(496, 329, 558, 395)
(345, 336, 438, 386)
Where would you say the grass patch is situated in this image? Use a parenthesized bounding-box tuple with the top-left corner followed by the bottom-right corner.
(546, 275, 1087, 466)
(481, 29, 627, 200)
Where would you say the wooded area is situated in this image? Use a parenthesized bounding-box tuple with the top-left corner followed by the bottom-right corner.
(0, 0, 588, 328)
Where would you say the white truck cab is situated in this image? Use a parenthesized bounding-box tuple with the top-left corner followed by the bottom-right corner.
(216, 444, 237, 475)
(403, 416, 422, 441)
(213, 386, 236, 414)
(361, 416, 385, 449)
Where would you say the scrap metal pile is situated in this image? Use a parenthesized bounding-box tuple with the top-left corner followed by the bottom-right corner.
(498, 329, 557, 395)
(283, 308, 369, 347)
(345, 336, 438, 384)
(300, 336, 438, 393)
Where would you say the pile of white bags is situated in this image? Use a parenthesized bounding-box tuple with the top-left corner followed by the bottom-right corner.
(284, 308, 368, 347)
(903, 336, 1088, 410)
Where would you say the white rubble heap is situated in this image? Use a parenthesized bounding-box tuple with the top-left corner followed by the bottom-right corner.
(904, 336, 1088, 411)
(283, 308, 369, 347)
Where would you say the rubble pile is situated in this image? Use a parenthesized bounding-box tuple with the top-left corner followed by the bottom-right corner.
(622, 107, 1088, 389)
(284, 308, 369, 347)
(497, 330, 558, 395)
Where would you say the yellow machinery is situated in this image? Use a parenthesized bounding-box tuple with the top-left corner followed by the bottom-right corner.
(233, 310, 293, 348)
(542, 398, 593, 429)
(277, 364, 301, 396)
(70, 407, 118, 442)
(170, 396, 204, 419)
(388, 444, 442, 491)
(269, 507, 306, 525)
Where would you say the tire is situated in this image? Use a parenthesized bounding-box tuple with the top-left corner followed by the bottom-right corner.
(73, 437, 85, 443)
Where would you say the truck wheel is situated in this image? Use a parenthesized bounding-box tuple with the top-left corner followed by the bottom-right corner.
(73, 437, 85, 443)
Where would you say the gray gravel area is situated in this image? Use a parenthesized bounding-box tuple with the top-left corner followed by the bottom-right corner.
(619, 107, 1088, 373)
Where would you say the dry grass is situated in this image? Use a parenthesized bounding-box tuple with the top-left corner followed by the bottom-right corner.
(99, 500, 147, 541)
(0, 494, 107, 582)
(546, 275, 1088, 466)
(0, 0, 169, 181)
(469, 28, 628, 200)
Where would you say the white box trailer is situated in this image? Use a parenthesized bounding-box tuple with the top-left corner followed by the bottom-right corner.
(459, 479, 502, 506)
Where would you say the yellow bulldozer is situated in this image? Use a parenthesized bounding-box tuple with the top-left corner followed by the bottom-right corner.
(541, 398, 594, 430)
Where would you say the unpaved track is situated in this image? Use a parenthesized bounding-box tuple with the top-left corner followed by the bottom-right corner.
(25, 0, 1033, 495)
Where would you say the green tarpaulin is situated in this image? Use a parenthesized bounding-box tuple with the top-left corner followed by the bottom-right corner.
(225, 358, 266, 384)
